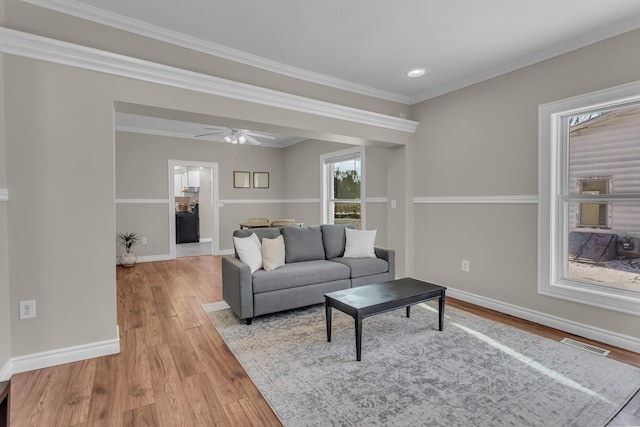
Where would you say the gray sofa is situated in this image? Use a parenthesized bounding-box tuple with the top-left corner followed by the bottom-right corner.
(222, 224, 395, 324)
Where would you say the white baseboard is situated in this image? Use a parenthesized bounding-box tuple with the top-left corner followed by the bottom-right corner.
(0, 359, 12, 381)
(116, 252, 236, 263)
(11, 331, 120, 375)
(447, 287, 640, 354)
(200, 237, 212, 243)
(136, 254, 173, 263)
(115, 254, 173, 265)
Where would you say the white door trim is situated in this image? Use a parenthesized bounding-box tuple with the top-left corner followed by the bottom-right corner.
(169, 160, 220, 258)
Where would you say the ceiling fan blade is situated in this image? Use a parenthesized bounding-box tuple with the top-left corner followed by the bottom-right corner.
(246, 135, 262, 145)
(195, 131, 226, 137)
(247, 132, 276, 140)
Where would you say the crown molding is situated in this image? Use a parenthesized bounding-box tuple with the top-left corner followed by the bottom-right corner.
(0, 189, 8, 202)
(0, 27, 418, 134)
(20, 0, 411, 104)
(20, 0, 640, 106)
(409, 15, 640, 104)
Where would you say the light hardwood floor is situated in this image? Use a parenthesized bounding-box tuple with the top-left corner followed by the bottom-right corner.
(9, 256, 640, 426)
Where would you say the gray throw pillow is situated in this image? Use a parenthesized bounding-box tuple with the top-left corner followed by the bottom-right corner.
(321, 224, 356, 259)
(281, 226, 325, 263)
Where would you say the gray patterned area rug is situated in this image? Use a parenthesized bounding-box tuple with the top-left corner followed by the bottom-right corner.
(205, 301, 640, 427)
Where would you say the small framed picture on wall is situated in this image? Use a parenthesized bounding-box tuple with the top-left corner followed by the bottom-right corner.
(253, 172, 269, 188)
(233, 171, 250, 188)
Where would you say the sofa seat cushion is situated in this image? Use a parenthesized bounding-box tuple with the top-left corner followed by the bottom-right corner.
(330, 257, 389, 278)
(252, 260, 351, 293)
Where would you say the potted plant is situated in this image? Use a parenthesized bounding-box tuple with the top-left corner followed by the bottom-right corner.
(117, 231, 140, 267)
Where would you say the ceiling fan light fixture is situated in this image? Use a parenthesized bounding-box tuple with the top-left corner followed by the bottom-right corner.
(196, 126, 274, 145)
(406, 67, 426, 78)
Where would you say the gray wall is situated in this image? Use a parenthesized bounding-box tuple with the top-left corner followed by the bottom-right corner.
(116, 134, 394, 255)
(0, 0, 406, 373)
(0, 50, 11, 378)
(282, 139, 343, 227)
(5, 57, 119, 357)
(198, 167, 212, 240)
(0, 203, 8, 379)
(410, 29, 640, 339)
(2, 52, 406, 361)
(2, 0, 639, 375)
(116, 131, 287, 253)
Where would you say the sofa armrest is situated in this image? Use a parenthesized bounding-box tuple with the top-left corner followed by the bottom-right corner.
(222, 255, 254, 321)
(374, 246, 395, 279)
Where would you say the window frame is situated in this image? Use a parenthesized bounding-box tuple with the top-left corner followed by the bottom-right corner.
(320, 146, 366, 228)
(538, 81, 640, 316)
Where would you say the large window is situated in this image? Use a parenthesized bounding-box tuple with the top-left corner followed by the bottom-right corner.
(321, 147, 365, 228)
(539, 81, 640, 316)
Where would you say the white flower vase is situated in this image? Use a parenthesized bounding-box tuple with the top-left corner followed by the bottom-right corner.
(120, 251, 137, 267)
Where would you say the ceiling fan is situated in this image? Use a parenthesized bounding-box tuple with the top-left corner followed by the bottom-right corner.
(195, 127, 275, 145)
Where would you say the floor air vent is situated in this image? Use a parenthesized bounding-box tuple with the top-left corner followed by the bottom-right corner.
(561, 338, 610, 356)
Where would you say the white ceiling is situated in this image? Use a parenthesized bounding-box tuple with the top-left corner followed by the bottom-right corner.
(66, 0, 640, 104)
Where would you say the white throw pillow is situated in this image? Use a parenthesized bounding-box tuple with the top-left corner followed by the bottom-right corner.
(262, 235, 286, 271)
(343, 228, 377, 258)
(233, 233, 263, 273)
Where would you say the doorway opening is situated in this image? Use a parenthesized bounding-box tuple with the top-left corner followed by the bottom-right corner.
(169, 160, 220, 258)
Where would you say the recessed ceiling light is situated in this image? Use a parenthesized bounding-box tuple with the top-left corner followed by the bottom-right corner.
(406, 68, 426, 78)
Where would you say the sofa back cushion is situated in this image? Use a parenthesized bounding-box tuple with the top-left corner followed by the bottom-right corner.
(233, 227, 282, 241)
(281, 226, 325, 263)
(321, 224, 357, 259)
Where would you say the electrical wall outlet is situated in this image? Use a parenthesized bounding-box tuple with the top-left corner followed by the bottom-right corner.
(141, 237, 148, 245)
(20, 300, 36, 320)
(461, 259, 470, 273)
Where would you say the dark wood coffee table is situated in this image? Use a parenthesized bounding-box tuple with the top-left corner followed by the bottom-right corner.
(324, 277, 446, 361)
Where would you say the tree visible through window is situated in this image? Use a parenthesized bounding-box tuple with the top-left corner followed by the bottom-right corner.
(321, 147, 365, 229)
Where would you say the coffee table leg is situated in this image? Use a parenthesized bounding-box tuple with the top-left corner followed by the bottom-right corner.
(355, 317, 362, 361)
(438, 294, 445, 331)
(406, 306, 411, 318)
(325, 300, 332, 342)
